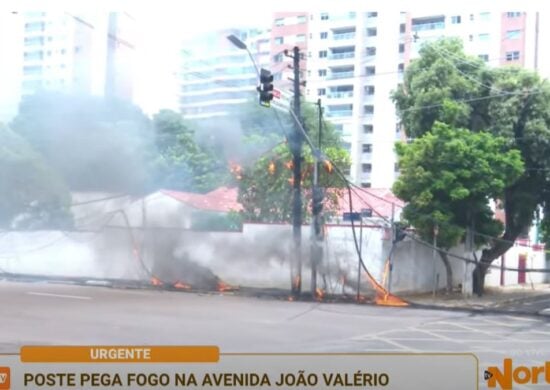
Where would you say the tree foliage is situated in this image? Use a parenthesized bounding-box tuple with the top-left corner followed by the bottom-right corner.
(235, 101, 351, 223)
(0, 124, 72, 229)
(393, 123, 524, 291)
(152, 109, 228, 193)
(392, 38, 550, 295)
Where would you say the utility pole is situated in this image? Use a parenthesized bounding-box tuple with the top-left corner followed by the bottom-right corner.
(311, 99, 323, 297)
(287, 46, 304, 297)
(387, 203, 396, 293)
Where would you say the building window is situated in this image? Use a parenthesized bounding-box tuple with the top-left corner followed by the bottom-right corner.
(506, 51, 520, 61)
(478, 33, 490, 41)
(396, 123, 402, 133)
(366, 46, 376, 56)
(367, 12, 378, 18)
(361, 182, 372, 188)
(362, 144, 372, 153)
(318, 88, 326, 96)
(451, 15, 461, 24)
(506, 12, 522, 18)
(399, 43, 405, 53)
(364, 85, 375, 95)
(362, 163, 372, 172)
(364, 105, 374, 114)
(394, 163, 400, 172)
(297, 15, 307, 24)
(506, 29, 521, 39)
(480, 12, 491, 21)
(366, 28, 377, 37)
(318, 69, 327, 77)
(319, 50, 327, 58)
(274, 37, 284, 44)
(320, 32, 328, 39)
(74, 46, 80, 53)
(399, 23, 406, 33)
(321, 12, 329, 20)
(296, 34, 306, 42)
(273, 53, 283, 62)
(398, 63, 404, 72)
(363, 124, 373, 133)
(478, 54, 489, 62)
(275, 18, 284, 26)
(365, 66, 375, 75)
(470, 14, 474, 21)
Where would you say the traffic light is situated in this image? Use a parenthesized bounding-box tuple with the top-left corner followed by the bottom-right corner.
(258, 68, 274, 107)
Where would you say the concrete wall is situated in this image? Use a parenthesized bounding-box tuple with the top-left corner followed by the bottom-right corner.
(1, 218, 545, 294)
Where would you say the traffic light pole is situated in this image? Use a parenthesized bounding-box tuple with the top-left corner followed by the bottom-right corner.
(289, 46, 303, 297)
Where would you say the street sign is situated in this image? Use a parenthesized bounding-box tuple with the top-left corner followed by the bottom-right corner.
(272, 88, 281, 99)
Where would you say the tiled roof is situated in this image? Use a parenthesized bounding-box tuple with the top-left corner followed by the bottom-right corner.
(162, 187, 243, 212)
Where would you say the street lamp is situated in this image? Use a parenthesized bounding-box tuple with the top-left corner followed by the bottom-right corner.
(226, 34, 260, 77)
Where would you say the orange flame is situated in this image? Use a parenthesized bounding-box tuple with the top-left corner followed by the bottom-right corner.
(323, 160, 333, 173)
(315, 287, 324, 301)
(268, 161, 276, 175)
(151, 277, 163, 287)
(285, 160, 294, 170)
(229, 161, 243, 180)
(173, 281, 191, 290)
(217, 280, 237, 292)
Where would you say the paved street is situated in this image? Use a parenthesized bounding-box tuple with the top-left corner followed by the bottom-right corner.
(1, 280, 550, 388)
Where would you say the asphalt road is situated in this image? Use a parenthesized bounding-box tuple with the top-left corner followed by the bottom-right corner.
(1, 280, 549, 388)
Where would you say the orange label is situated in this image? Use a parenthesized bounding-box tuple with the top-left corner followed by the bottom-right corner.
(0, 367, 10, 390)
(20, 346, 219, 363)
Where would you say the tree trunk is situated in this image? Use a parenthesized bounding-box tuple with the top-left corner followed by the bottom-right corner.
(438, 251, 453, 294)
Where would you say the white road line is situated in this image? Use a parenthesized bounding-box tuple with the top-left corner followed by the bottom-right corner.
(27, 292, 92, 300)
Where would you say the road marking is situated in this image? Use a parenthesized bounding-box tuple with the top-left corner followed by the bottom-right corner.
(27, 292, 92, 300)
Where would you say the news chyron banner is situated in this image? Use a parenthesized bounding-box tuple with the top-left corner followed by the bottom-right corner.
(0, 346, 478, 389)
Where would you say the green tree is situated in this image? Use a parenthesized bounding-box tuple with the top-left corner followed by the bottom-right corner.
(393, 123, 524, 292)
(152, 109, 228, 193)
(11, 92, 155, 194)
(0, 124, 72, 229)
(392, 38, 550, 295)
(235, 101, 351, 223)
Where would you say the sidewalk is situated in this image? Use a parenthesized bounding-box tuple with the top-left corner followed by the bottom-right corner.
(402, 283, 550, 314)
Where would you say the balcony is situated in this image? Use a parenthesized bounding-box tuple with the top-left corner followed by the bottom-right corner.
(329, 52, 355, 60)
(333, 32, 356, 40)
(327, 91, 354, 99)
(326, 110, 353, 118)
(412, 21, 445, 32)
(327, 71, 354, 80)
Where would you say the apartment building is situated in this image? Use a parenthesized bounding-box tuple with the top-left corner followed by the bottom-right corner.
(179, 28, 270, 120)
(0, 12, 23, 122)
(306, 11, 406, 187)
(303, 9, 550, 188)
(18, 11, 135, 101)
(270, 12, 308, 93)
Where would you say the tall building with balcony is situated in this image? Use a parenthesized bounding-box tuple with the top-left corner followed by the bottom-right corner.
(17, 11, 135, 102)
(307, 11, 406, 187)
(305, 9, 550, 189)
(179, 28, 270, 120)
(270, 12, 308, 93)
(0, 12, 24, 122)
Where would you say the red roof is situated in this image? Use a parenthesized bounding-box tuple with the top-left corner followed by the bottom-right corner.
(333, 187, 404, 219)
(161, 187, 242, 212)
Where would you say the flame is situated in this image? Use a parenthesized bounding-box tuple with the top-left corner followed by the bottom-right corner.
(151, 277, 163, 287)
(173, 281, 191, 290)
(217, 280, 237, 292)
(268, 161, 276, 175)
(323, 160, 333, 173)
(381, 260, 390, 288)
(288, 296, 295, 302)
(315, 287, 324, 301)
(285, 160, 294, 170)
(229, 161, 243, 180)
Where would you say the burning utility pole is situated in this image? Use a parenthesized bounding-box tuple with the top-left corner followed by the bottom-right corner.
(311, 99, 324, 297)
(286, 46, 305, 297)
